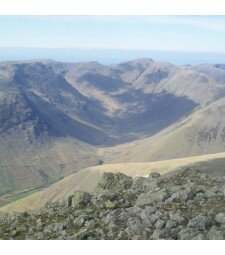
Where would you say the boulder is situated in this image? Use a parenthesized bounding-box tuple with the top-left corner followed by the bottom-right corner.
(136, 189, 169, 207)
(71, 191, 91, 208)
(105, 200, 117, 209)
(187, 215, 211, 230)
(207, 227, 223, 240)
(131, 176, 159, 194)
(95, 172, 133, 194)
(215, 213, 225, 224)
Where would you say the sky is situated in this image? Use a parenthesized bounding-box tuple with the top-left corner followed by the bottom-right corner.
(1, 15, 225, 51)
(1, 15, 225, 65)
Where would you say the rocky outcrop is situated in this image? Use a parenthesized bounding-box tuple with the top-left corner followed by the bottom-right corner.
(2, 168, 225, 240)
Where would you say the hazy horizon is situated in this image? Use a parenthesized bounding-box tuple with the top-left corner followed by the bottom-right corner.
(1, 47, 225, 66)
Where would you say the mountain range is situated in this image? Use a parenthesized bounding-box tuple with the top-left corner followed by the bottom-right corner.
(1, 57, 225, 208)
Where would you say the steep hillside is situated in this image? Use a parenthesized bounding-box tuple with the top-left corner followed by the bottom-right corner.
(109, 97, 225, 163)
(0, 62, 108, 196)
(2, 152, 225, 213)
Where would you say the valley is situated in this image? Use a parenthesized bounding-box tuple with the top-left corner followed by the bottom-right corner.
(1, 58, 225, 210)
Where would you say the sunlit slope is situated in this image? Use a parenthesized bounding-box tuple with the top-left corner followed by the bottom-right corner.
(2, 151, 225, 213)
(109, 98, 225, 163)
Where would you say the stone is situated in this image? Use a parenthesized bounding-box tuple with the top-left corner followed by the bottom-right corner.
(105, 200, 116, 209)
(207, 227, 223, 240)
(188, 215, 211, 230)
(215, 213, 225, 224)
(149, 172, 161, 178)
(107, 230, 114, 238)
(73, 217, 84, 228)
(169, 212, 186, 224)
(85, 220, 96, 230)
(11, 230, 17, 237)
(155, 219, 165, 229)
(72, 228, 89, 240)
(35, 232, 44, 240)
(131, 176, 159, 194)
(165, 220, 177, 229)
(136, 189, 169, 207)
(171, 189, 195, 202)
(16, 224, 28, 233)
(36, 219, 43, 231)
(71, 191, 91, 208)
(150, 229, 169, 240)
(95, 172, 133, 193)
(178, 228, 201, 240)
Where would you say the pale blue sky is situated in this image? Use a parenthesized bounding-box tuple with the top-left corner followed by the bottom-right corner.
(1, 15, 225, 52)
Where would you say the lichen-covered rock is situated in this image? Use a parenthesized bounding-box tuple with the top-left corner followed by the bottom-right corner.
(206, 227, 224, 240)
(95, 172, 133, 193)
(187, 215, 211, 230)
(150, 229, 169, 240)
(136, 189, 169, 207)
(131, 176, 159, 194)
(105, 200, 117, 209)
(154, 219, 165, 229)
(169, 212, 187, 224)
(178, 228, 201, 240)
(71, 191, 91, 208)
(170, 188, 195, 202)
(215, 213, 225, 224)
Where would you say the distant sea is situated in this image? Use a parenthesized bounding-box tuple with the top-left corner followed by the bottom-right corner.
(1, 48, 225, 66)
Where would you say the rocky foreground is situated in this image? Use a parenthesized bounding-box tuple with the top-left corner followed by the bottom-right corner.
(1, 168, 225, 240)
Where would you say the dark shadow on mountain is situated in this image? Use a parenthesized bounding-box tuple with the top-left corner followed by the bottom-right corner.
(115, 91, 198, 139)
(25, 92, 115, 146)
(77, 73, 127, 92)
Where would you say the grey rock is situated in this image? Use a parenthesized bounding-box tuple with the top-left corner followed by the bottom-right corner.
(73, 217, 84, 228)
(136, 189, 169, 207)
(215, 213, 225, 224)
(165, 220, 177, 229)
(169, 212, 186, 224)
(72, 228, 89, 240)
(125, 219, 143, 237)
(35, 232, 44, 240)
(85, 220, 96, 230)
(95, 172, 133, 193)
(207, 227, 223, 240)
(178, 228, 201, 240)
(155, 219, 165, 229)
(107, 229, 114, 238)
(36, 219, 43, 231)
(131, 176, 159, 194)
(188, 215, 211, 230)
(142, 219, 153, 228)
(71, 191, 91, 208)
(149, 172, 161, 178)
(171, 189, 195, 202)
(126, 206, 142, 216)
(150, 229, 169, 240)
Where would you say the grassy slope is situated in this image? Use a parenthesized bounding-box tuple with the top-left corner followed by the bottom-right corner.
(0, 137, 98, 200)
(105, 97, 225, 164)
(2, 151, 225, 213)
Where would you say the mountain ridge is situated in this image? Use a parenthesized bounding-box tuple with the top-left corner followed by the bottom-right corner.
(1, 57, 225, 204)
